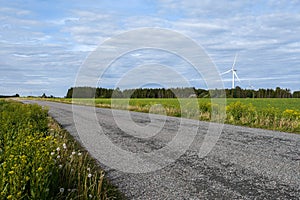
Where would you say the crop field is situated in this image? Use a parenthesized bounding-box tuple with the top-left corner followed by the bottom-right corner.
(0, 100, 122, 199)
(27, 97, 300, 133)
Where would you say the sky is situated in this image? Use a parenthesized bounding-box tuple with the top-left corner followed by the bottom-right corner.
(0, 0, 300, 97)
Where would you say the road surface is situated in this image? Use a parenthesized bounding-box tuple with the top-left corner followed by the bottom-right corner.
(23, 100, 300, 199)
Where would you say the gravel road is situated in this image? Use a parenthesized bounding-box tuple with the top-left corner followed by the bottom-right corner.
(23, 100, 300, 199)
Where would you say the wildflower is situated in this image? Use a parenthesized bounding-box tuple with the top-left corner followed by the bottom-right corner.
(72, 151, 76, 155)
(57, 155, 60, 159)
(87, 167, 90, 171)
(51, 152, 55, 156)
(59, 164, 62, 168)
(78, 152, 82, 156)
(56, 147, 60, 152)
(8, 171, 14, 175)
(89, 194, 93, 198)
(63, 143, 67, 149)
(88, 173, 92, 178)
(37, 167, 43, 172)
(60, 188, 64, 193)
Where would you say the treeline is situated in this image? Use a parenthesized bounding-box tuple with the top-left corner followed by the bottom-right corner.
(66, 87, 207, 98)
(66, 86, 300, 98)
(223, 86, 297, 98)
(0, 94, 19, 98)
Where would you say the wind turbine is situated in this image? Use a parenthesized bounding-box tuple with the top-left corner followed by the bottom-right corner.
(248, 80, 255, 90)
(248, 80, 255, 98)
(221, 53, 241, 89)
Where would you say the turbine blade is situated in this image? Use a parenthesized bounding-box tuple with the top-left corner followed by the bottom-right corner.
(232, 53, 238, 69)
(234, 71, 241, 82)
(221, 69, 232, 75)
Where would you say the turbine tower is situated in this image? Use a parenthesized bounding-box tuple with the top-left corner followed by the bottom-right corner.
(221, 53, 241, 88)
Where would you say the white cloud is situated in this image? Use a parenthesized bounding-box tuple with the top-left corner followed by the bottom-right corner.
(0, 0, 299, 95)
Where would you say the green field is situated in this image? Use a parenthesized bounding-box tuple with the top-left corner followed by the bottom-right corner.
(26, 97, 300, 133)
(225, 98, 300, 112)
(44, 97, 300, 113)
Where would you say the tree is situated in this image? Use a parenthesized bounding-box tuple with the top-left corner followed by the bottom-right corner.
(293, 91, 300, 98)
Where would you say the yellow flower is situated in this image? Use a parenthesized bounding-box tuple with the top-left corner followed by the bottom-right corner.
(8, 171, 14, 175)
(17, 191, 22, 197)
(37, 167, 43, 172)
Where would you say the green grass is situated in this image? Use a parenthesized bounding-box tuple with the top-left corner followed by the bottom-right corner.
(24, 97, 300, 133)
(0, 100, 123, 199)
(225, 98, 300, 112)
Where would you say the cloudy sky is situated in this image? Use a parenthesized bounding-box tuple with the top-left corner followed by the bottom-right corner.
(1, 0, 300, 97)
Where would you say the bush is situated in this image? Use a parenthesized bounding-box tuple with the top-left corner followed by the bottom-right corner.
(226, 101, 256, 125)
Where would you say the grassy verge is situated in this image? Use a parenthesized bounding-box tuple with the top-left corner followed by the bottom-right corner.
(23, 97, 300, 133)
(0, 100, 124, 199)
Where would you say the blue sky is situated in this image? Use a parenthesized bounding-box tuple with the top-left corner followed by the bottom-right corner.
(0, 0, 299, 96)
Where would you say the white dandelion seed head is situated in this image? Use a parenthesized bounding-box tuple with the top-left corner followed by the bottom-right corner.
(88, 173, 92, 178)
(60, 188, 64, 193)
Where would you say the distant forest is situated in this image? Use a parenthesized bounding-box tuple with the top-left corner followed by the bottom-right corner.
(66, 87, 300, 98)
(0, 94, 19, 98)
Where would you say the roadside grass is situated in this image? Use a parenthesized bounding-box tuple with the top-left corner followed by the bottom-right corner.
(23, 97, 300, 133)
(0, 100, 124, 199)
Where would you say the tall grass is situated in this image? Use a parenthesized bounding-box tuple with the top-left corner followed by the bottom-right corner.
(226, 101, 300, 132)
(0, 100, 122, 199)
